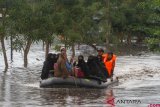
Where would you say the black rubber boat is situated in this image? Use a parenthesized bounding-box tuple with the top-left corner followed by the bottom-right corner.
(40, 76, 119, 89)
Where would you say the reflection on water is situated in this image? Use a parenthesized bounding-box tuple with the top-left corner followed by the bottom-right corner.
(104, 90, 115, 106)
(0, 73, 115, 107)
(39, 88, 105, 106)
(0, 54, 160, 107)
(0, 74, 11, 107)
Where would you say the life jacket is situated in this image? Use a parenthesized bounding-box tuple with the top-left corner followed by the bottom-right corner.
(103, 54, 116, 77)
(102, 54, 107, 61)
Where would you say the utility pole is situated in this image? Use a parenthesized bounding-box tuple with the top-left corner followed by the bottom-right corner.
(106, 0, 111, 48)
(10, 35, 13, 62)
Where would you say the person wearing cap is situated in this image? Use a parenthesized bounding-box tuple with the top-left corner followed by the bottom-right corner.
(54, 47, 70, 78)
(96, 55, 110, 79)
(97, 48, 109, 78)
(97, 48, 104, 55)
(97, 49, 116, 78)
(97, 48, 106, 61)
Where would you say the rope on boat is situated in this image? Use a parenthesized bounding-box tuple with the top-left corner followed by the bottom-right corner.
(72, 76, 77, 88)
(72, 69, 77, 88)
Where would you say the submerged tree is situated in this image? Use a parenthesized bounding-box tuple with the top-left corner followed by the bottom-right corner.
(0, 0, 10, 71)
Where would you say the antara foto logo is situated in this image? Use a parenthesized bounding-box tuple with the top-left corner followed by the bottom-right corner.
(105, 97, 141, 106)
(106, 97, 115, 106)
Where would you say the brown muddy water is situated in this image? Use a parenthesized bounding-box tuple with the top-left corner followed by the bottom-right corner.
(0, 54, 160, 107)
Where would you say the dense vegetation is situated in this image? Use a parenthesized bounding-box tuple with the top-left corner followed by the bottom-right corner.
(0, 0, 159, 71)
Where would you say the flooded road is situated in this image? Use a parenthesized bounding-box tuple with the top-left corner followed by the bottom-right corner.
(0, 54, 160, 107)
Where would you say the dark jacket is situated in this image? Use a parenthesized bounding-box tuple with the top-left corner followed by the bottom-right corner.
(76, 59, 91, 77)
(41, 53, 58, 80)
(96, 55, 109, 78)
(87, 55, 106, 79)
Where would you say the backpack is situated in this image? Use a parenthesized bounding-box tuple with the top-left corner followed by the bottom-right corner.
(74, 67, 85, 78)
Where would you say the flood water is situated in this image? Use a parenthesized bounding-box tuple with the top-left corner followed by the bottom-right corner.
(0, 54, 160, 107)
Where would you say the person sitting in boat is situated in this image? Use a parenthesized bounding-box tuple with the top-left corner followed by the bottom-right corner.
(41, 53, 58, 80)
(96, 55, 109, 79)
(103, 52, 116, 78)
(87, 55, 106, 80)
(54, 47, 71, 78)
(73, 55, 91, 78)
(97, 48, 108, 60)
(97, 49, 117, 78)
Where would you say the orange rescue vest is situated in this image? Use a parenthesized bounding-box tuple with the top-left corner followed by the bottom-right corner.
(103, 54, 116, 76)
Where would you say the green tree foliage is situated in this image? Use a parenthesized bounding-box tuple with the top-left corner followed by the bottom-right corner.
(34, 0, 58, 58)
(79, 0, 107, 45)
(0, 0, 159, 70)
(9, 0, 40, 67)
(143, 0, 160, 51)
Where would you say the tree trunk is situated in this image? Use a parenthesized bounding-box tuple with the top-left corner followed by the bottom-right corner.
(24, 39, 32, 67)
(78, 43, 80, 50)
(119, 32, 123, 43)
(45, 40, 50, 60)
(136, 34, 144, 44)
(42, 40, 45, 51)
(10, 35, 13, 62)
(127, 34, 131, 45)
(106, 35, 109, 45)
(0, 6, 8, 71)
(0, 37, 8, 72)
(71, 44, 75, 58)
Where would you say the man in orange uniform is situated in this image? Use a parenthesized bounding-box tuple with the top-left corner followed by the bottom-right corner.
(98, 49, 116, 78)
(103, 52, 116, 77)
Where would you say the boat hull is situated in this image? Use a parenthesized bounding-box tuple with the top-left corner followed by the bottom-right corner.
(40, 76, 118, 89)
